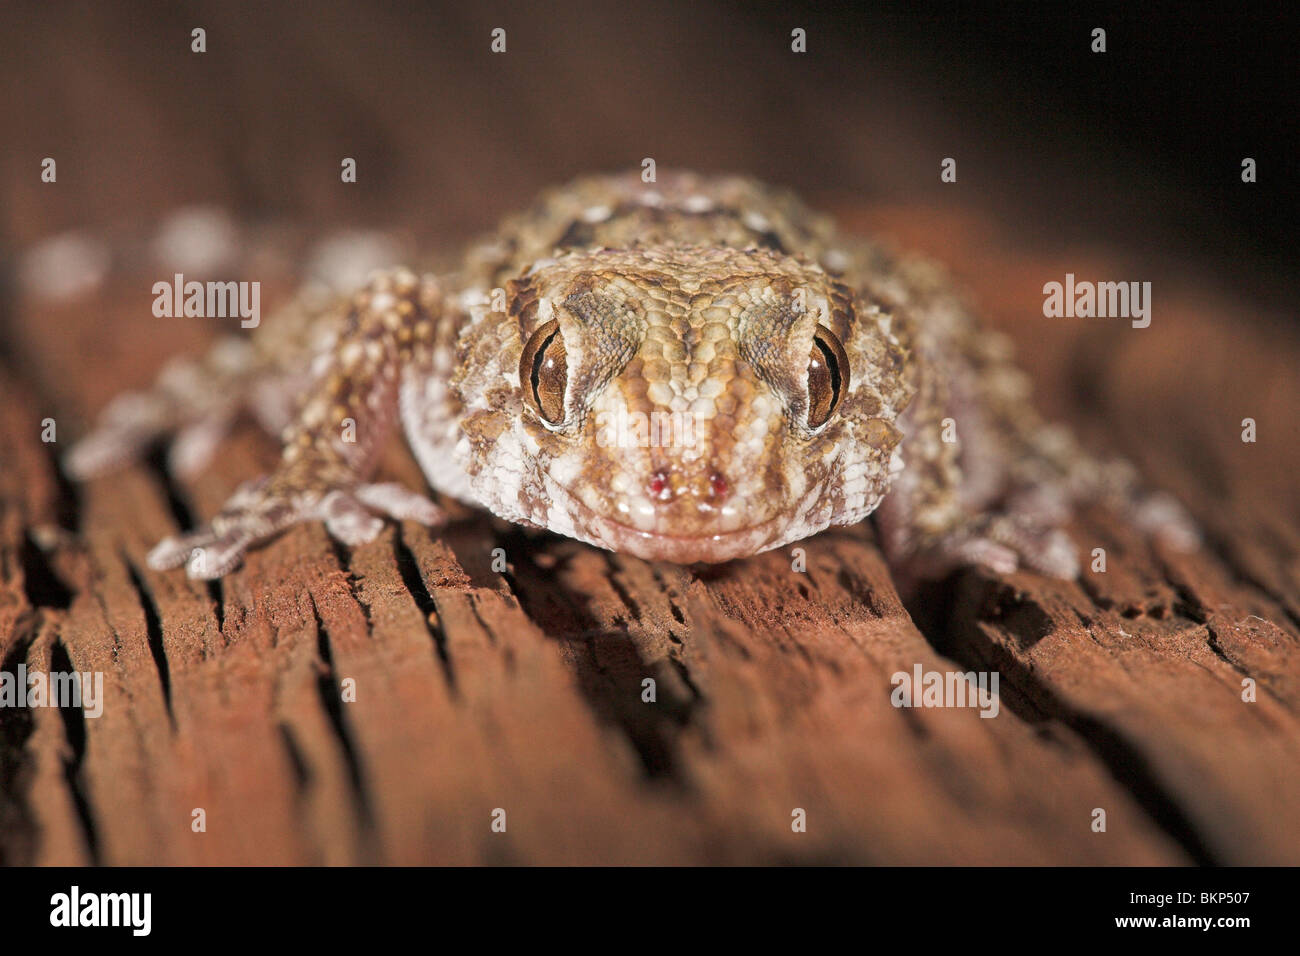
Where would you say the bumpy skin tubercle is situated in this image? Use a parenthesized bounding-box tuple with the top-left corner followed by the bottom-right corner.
(66, 170, 1198, 580)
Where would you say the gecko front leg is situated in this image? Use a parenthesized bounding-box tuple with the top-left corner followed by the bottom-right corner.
(874, 288, 1197, 592)
(148, 268, 447, 579)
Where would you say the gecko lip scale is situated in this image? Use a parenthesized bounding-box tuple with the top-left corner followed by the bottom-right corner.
(545, 476, 788, 563)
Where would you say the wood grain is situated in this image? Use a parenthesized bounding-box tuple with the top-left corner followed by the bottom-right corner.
(2, 204, 1296, 865)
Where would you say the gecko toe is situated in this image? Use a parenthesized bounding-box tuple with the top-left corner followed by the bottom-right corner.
(355, 483, 446, 526)
(356, 481, 447, 528)
(1133, 492, 1201, 552)
(166, 410, 236, 478)
(322, 491, 386, 545)
(148, 533, 209, 571)
(187, 531, 254, 578)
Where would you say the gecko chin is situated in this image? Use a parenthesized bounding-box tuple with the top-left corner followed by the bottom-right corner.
(543, 477, 816, 563)
(578, 511, 791, 563)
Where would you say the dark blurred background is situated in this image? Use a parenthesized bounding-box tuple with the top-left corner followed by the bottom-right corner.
(1, 0, 1294, 308)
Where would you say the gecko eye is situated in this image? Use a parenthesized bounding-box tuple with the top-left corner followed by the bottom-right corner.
(807, 326, 850, 429)
(520, 319, 568, 425)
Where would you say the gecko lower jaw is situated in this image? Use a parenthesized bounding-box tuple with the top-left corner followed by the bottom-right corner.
(546, 480, 787, 563)
(590, 518, 784, 564)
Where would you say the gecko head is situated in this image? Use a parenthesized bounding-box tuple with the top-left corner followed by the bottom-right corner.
(456, 245, 913, 563)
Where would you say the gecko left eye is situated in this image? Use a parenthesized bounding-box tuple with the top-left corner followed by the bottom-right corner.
(807, 326, 850, 429)
(520, 319, 568, 425)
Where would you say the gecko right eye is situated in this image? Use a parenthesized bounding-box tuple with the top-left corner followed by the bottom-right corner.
(806, 325, 850, 429)
(520, 319, 568, 425)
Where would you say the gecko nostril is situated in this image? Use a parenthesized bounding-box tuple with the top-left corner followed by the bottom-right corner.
(648, 470, 672, 501)
(648, 470, 729, 503)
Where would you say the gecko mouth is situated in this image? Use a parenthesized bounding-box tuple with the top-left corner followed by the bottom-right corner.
(545, 479, 793, 563)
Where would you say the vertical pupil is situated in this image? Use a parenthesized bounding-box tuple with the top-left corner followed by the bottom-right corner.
(532, 329, 559, 395)
(816, 335, 840, 402)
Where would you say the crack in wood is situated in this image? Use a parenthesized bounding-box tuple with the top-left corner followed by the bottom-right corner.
(48, 640, 101, 864)
(308, 593, 375, 831)
(906, 567, 1244, 866)
(393, 532, 456, 691)
(121, 553, 174, 727)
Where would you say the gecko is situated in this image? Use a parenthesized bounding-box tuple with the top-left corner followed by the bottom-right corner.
(63, 170, 1198, 583)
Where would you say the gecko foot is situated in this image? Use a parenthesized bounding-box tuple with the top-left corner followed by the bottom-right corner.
(147, 478, 445, 579)
(65, 341, 259, 480)
(887, 510, 1081, 595)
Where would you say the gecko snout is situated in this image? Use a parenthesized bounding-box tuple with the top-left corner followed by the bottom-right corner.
(646, 468, 730, 503)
